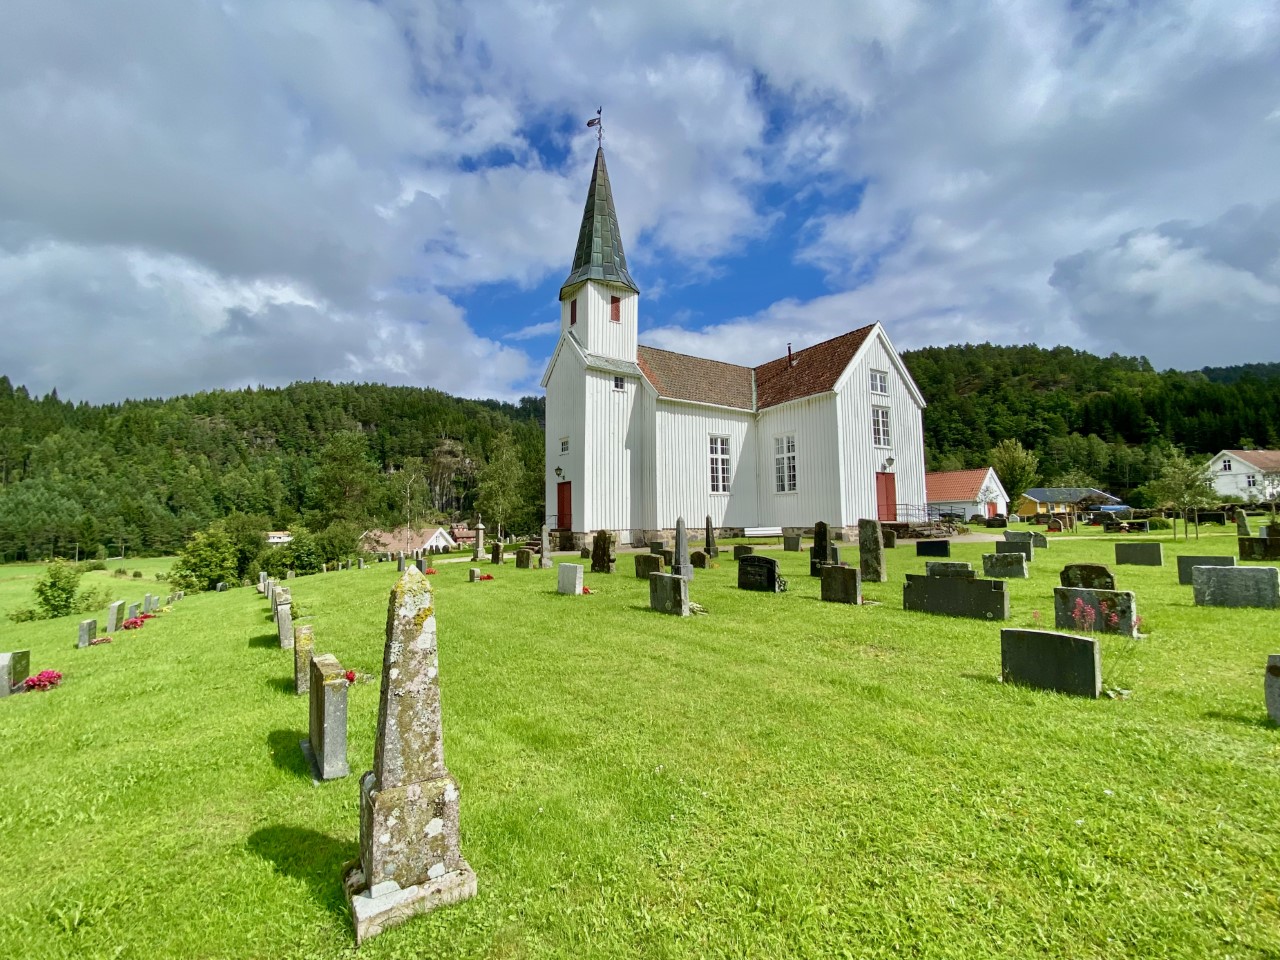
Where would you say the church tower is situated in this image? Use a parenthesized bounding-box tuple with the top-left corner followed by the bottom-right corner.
(558, 146, 639, 362)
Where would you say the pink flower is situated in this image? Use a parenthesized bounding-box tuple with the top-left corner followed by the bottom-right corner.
(122, 617, 145, 630)
(582, 586, 592, 595)
(24, 670, 62, 691)
(424, 568, 437, 575)
(344, 670, 356, 684)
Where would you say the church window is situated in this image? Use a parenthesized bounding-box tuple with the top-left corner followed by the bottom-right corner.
(774, 435, 797, 493)
(870, 370, 888, 394)
(1221, 458, 1232, 471)
(710, 436, 731, 493)
(613, 375, 625, 391)
(610, 296, 621, 322)
(569, 299, 577, 326)
(872, 407, 891, 447)
(559, 437, 569, 455)
(1247, 475, 1257, 487)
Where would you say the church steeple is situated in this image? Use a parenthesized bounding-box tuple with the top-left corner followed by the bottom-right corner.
(560, 146, 639, 298)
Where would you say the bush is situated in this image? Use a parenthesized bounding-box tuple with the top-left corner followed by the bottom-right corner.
(132, 570, 143, 579)
(1147, 517, 1172, 530)
(113, 567, 129, 578)
(33, 560, 82, 619)
(76, 559, 106, 573)
(7, 607, 38, 623)
(168, 528, 238, 592)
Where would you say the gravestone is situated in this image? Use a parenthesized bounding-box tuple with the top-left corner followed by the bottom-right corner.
(294, 625, 315, 695)
(783, 535, 802, 552)
(982, 553, 1028, 579)
(1192, 566, 1280, 609)
(540, 525, 554, 568)
(996, 540, 1033, 561)
(176, 591, 184, 601)
(591, 530, 616, 574)
(903, 574, 1009, 620)
(472, 521, 485, 561)
(1004, 531, 1033, 543)
(733, 545, 755, 560)
(415, 557, 429, 574)
(1032, 532, 1049, 549)
(1176, 555, 1236, 585)
(78, 619, 96, 649)
(468, 568, 482, 583)
(277, 602, 295, 650)
(398, 556, 406, 573)
(127, 603, 139, 620)
(344, 568, 476, 943)
(1239, 537, 1280, 561)
(649, 573, 690, 616)
(659, 549, 675, 567)
(167, 594, 174, 605)
(1060, 564, 1116, 591)
(672, 518, 693, 581)
(925, 561, 974, 578)
(358, 559, 366, 570)
(1236, 509, 1252, 537)
(301, 654, 349, 781)
(915, 540, 952, 558)
(287, 570, 296, 580)
(490, 542, 505, 565)
(690, 550, 708, 569)
(820, 565, 861, 604)
(1115, 542, 1163, 566)
(738, 555, 787, 593)
(648, 540, 666, 555)
(635, 554, 662, 579)
(106, 600, 125, 633)
(705, 516, 718, 558)
(580, 547, 591, 559)
(515, 549, 533, 569)
(144, 594, 154, 613)
(810, 521, 831, 576)
(1053, 587, 1138, 636)
(829, 546, 843, 565)
(858, 519, 886, 583)
(260, 571, 268, 585)
(882, 529, 897, 548)
(557, 564, 584, 595)
(1267, 655, 1280, 725)
(1, 651, 30, 697)
(216, 582, 227, 592)
(1000, 629, 1101, 698)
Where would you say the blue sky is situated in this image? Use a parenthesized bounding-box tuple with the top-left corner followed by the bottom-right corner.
(1, 0, 1278, 403)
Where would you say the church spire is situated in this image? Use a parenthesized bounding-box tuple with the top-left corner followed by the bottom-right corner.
(560, 146, 639, 297)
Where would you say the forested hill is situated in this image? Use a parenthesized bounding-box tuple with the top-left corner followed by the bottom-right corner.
(902, 343, 1280, 494)
(0, 377, 545, 561)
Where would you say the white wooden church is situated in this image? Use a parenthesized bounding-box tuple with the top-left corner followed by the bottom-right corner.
(542, 147, 927, 545)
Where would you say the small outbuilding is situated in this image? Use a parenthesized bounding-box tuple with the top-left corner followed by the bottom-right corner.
(421, 527, 458, 552)
(925, 467, 1009, 520)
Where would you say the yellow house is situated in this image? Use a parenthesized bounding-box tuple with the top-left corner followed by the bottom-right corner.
(1016, 487, 1120, 518)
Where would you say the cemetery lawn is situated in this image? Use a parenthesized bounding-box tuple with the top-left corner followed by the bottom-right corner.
(2, 534, 1278, 959)
(0, 557, 175, 622)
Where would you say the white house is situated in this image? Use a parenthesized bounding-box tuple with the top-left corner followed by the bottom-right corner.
(925, 467, 1009, 519)
(1207, 450, 1280, 501)
(266, 531, 293, 545)
(420, 527, 458, 552)
(541, 146, 928, 545)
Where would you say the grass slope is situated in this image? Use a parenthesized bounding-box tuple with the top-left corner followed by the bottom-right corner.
(1, 532, 1278, 959)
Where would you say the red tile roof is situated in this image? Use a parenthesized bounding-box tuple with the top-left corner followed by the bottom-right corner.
(925, 468, 992, 503)
(754, 325, 876, 409)
(636, 345, 754, 410)
(636, 324, 878, 411)
(1226, 450, 1280, 472)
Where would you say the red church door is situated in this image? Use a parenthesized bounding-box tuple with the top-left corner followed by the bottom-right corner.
(875, 472, 897, 522)
(987, 501, 998, 518)
(556, 481, 572, 531)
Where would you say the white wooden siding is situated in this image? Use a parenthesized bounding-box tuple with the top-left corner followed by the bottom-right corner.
(583, 368, 642, 532)
(754, 395, 843, 528)
(561, 281, 638, 362)
(543, 345, 586, 529)
(834, 333, 926, 524)
(654, 401, 758, 528)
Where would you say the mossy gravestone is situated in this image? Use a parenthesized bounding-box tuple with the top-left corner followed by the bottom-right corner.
(591, 530, 616, 574)
(635, 554, 662, 579)
(672, 517, 693, 581)
(858, 518, 886, 583)
(705, 516, 718, 558)
(294, 625, 315, 695)
(302, 653, 349, 781)
(344, 567, 476, 944)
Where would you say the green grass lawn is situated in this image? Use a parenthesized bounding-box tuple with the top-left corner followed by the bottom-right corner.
(2, 532, 1278, 959)
(0, 557, 176, 623)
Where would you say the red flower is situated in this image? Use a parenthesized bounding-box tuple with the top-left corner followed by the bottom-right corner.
(24, 670, 63, 691)
(344, 670, 356, 684)
(139, 613, 155, 620)
(122, 617, 145, 630)
(479, 574, 494, 581)
(424, 568, 437, 575)
(582, 586, 592, 595)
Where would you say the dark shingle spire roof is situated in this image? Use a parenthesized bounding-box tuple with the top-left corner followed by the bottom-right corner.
(560, 146, 639, 297)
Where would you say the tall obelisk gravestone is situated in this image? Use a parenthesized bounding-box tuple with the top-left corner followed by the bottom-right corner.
(343, 566, 476, 944)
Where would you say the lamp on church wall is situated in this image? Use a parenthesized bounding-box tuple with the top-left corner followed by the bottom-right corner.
(882, 456, 896, 472)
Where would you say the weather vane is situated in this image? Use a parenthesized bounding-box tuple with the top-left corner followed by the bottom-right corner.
(586, 106, 603, 144)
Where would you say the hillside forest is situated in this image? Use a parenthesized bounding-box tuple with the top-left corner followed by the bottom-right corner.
(1, 343, 1278, 561)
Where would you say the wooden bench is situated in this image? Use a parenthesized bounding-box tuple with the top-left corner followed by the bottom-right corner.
(743, 526, 783, 537)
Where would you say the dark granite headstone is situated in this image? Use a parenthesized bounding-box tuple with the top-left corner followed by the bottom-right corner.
(634, 554, 662, 579)
(1060, 564, 1116, 591)
(903, 573, 1008, 620)
(925, 561, 974, 578)
(515, 549, 533, 569)
(1239, 537, 1280, 561)
(982, 553, 1028, 578)
(1004, 531, 1033, 543)
(1192, 566, 1280, 609)
(1115, 542, 1162, 566)
(810, 521, 830, 576)
(820, 565, 861, 604)
(659, 548, 675, 567)
(783, 535, 802, 552)
(649, 573, 690, 616)
(883, 530, 897, 548)
(733, 545, 755, 560)
(1053, 587, 1138, 636)
(738, 555, 787, 592)
(705, 516, 718, 558)
(690, 550, 708, 569)
(490, 541, 505, 565)
(580, 547, 592, 559)
(915, 540, 951, 558)
(1176, 555, 1235, 585)
(1235, 509, 1251, 537)
(996, 540, 1033, 560)
(648, 540, 666, 555)
(1000, 629, 1101, 698)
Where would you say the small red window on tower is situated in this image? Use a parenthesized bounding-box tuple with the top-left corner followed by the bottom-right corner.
(570, 299, 577, 325)
(610, 296, 621, 323)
